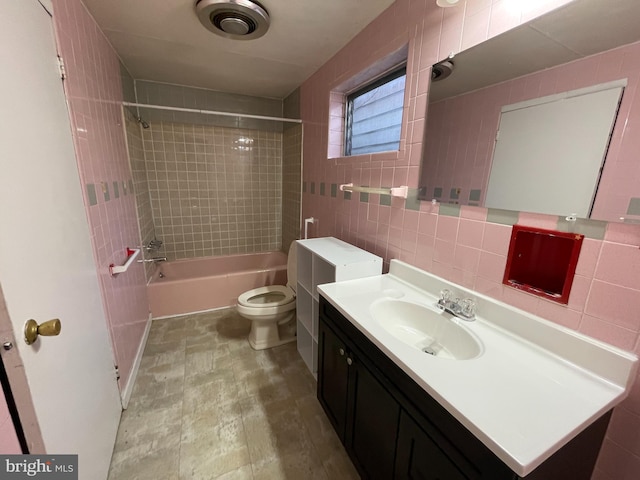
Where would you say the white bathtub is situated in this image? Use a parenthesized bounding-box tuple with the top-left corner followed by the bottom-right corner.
(147, 251, 288, 318)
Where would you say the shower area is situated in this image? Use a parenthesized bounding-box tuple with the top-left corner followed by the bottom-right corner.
(122, 76, 302, 317)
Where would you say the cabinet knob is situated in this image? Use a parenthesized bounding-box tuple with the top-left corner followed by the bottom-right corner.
(339, 348, 345, 356)
(346, 357, 353, 366)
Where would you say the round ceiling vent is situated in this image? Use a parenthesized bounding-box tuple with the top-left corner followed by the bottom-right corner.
(196, 0, 270, 40)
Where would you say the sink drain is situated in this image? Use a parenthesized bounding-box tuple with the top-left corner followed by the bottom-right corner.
(422, 346, 436, 355)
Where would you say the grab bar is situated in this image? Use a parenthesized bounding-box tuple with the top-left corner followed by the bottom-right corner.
(339, 183, 409, 199)
(109, 248, 141, 276)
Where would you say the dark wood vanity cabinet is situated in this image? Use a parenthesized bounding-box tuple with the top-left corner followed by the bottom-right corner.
(318, 315, 400, 479)
(395, 411, 469, 480)
(317, 322, 350, 437)
(317, 296, 611, 480)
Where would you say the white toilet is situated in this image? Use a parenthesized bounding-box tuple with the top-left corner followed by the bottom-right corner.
(237, 243, 297, 350)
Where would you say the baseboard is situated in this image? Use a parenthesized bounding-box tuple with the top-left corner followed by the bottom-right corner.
(120, 313, 153, 409)
(151, 304, 232, 321)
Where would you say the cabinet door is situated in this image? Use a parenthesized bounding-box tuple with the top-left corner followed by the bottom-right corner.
(346, 356, 401, 480)
(395, 411, 470, 480)
(317, 321, 350, 439)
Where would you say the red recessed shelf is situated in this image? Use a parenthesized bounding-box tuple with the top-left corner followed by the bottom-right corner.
(503, 225, 584, 304)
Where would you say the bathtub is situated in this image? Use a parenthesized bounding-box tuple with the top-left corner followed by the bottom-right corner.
(147, 251, 288, 318)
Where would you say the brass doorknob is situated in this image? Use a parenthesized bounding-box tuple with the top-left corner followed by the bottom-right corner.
(24, 319, 61, 345)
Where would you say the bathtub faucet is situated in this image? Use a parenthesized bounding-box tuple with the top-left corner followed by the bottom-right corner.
(138, 257, 167, 263)
(143, 239, 163, 252)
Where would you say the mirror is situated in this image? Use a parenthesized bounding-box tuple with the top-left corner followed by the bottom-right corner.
(418, 0, 640, 223)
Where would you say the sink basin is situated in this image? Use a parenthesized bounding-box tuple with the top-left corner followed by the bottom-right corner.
(370, 299, 483, 360)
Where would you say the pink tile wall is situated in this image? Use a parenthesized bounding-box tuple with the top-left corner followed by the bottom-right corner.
(51, 0, 149, 391)
(423, 39, 640, 217)
(0, 396, 21, 454)
(300, 0, 640, 478)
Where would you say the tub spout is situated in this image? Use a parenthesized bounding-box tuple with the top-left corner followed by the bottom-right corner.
(138, 257, 167, 263)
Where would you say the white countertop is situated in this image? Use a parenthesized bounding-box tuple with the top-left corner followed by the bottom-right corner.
(317, 260, 638, 477)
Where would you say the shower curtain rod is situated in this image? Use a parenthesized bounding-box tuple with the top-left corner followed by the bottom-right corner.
(122, 101, 302, 124)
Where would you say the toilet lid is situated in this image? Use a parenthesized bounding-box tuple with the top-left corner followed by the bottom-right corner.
(237, 285, 295, 307)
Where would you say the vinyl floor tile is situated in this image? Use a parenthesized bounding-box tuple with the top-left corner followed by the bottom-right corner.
(107, 308, 356, 480)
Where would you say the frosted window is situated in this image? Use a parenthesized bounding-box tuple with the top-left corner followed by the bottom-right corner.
(346, 68, 406, 156)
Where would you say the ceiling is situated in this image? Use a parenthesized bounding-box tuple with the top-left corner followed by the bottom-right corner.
(82, 0, 395, 99)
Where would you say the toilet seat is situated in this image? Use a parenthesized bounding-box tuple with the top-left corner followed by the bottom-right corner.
(237, 285, 295, 308)
(236, 243, 298, 350)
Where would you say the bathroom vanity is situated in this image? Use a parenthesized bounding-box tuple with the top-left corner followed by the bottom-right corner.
(317, 260, 638, 479)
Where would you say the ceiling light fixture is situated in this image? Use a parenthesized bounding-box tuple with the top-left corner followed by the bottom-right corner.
(436, 0, 461, 7)
(195, 0, 270, 40)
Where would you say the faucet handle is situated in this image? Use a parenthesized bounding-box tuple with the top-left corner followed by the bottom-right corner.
(143, 238, 163, 252)
(440, 289, 452, 303)
(460, 298, 476, 319)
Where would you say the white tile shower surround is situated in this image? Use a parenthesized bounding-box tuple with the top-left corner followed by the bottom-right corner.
(108, 308, 358, 480)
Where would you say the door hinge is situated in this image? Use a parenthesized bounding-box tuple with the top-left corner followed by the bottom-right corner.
(57, 55, 66, 80)
(114, 365, 120, 380)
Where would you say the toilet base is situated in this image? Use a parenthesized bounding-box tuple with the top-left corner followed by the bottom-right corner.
(247, 313, 296, 350)
(248, 331, 296, 350)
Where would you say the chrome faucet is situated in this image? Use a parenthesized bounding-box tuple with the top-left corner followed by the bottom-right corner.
(138, 256, 167, 263)
(143, 238, 163, 253)
(437, 289, 476, 321)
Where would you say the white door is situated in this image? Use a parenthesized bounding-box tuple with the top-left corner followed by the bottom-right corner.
(0, 1, 122, 478)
